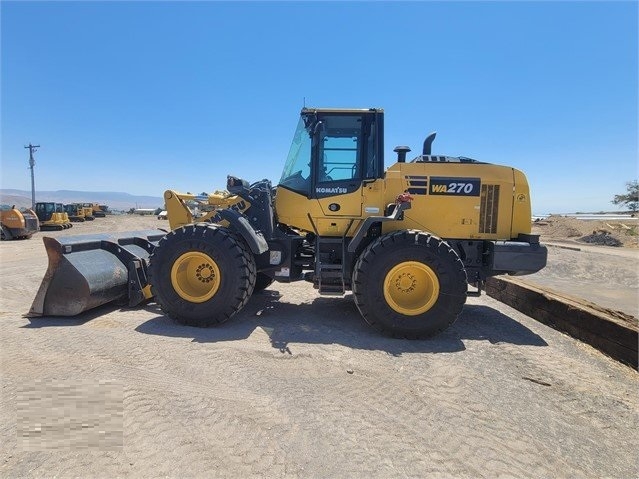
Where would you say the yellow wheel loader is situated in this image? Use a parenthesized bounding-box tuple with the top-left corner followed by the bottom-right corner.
(28, 107, 547, 338)
(0, 205, 39, 240)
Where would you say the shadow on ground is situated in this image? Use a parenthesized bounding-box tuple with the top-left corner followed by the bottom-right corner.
(21, 302, 123, 328)
(134, 288, 547, 356)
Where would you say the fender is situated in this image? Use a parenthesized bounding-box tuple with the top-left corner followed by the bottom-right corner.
(217, 209, 268, 255)
(347, 200, 411, 254)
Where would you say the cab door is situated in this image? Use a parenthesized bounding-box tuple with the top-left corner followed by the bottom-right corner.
(314, 132, 363, 217)
(311, 111, 382, 219)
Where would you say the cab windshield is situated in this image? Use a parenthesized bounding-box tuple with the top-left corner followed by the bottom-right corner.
(37, 203, 55, 214)
(279, 117, 312, 196)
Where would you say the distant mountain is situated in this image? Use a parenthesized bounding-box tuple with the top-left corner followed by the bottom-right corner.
(0, 189, 164, 211)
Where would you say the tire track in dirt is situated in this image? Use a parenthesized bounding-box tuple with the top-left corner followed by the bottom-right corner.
(3, 301, 636, 478)
(261, 363, 584, 478)
(446, 308, 638, 477)
(1, 313, 304, 475)
(117, 369, 298, 476)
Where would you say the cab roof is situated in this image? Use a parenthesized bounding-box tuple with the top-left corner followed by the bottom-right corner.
(301, 107, 383, 115)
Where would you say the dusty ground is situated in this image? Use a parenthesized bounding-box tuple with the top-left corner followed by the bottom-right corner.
(0, 215, 637, 478)
(532, 214, 639, 248)
(530, 216, 639, 317)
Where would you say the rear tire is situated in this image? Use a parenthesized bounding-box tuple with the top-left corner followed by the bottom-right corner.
(352, 230, 467, 338)
(148, 223, 256, 327)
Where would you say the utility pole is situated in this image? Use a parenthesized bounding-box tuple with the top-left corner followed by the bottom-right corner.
(24, 143, 39, 209)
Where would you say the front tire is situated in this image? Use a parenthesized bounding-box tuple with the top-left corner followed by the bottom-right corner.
(148, 223, 256, 327)
(352, 230, 467, 338)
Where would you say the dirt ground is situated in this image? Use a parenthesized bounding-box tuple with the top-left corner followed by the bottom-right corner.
(530, 216, 639, 317)
(532, 214, 639, 248)
(0, 215, 637, 478)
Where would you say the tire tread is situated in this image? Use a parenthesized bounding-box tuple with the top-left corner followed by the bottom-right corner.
(352, 229, 467, 339)
(148, 223, 256, 327)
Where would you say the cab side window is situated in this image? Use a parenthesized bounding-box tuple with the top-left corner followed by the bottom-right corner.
(364, 120, 377, 179)
(317, 115, 362, 183)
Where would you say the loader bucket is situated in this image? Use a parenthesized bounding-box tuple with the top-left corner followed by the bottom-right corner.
(27, 230, 167, 317)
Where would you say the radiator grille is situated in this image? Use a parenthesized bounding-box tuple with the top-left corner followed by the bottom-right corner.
(479, 184, 499, 234)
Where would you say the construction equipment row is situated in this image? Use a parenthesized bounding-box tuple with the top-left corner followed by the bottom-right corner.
(1, 202, 110, 239)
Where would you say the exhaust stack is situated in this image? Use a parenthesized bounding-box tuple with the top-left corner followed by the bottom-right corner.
(422, 132, 437, 156)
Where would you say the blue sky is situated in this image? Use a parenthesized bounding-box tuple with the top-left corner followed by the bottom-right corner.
(1, 1, 637, 214)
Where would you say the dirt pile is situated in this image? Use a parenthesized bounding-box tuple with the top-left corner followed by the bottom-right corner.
(532, 215, 638, 247)
(579, 232, 623, 247)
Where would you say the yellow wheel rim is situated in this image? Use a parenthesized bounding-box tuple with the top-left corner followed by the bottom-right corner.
(383, 261, 440, 316)
(170, 252, 221, 303)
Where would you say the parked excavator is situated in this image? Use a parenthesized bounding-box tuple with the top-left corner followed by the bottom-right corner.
(0, 205, 39, 240)
(28, 107, 547, 338)
(34, 202, 72, 230)
(64, 204, 86, 222)
(89, 203, 107, 218)
(76, 204, 94, 221)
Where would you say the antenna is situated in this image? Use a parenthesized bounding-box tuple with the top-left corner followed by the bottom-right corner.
(24, 143, 40, 209)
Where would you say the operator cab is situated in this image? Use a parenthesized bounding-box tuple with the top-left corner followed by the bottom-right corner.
(279, 108, 384, 199)
(35, 202, 56, 222)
